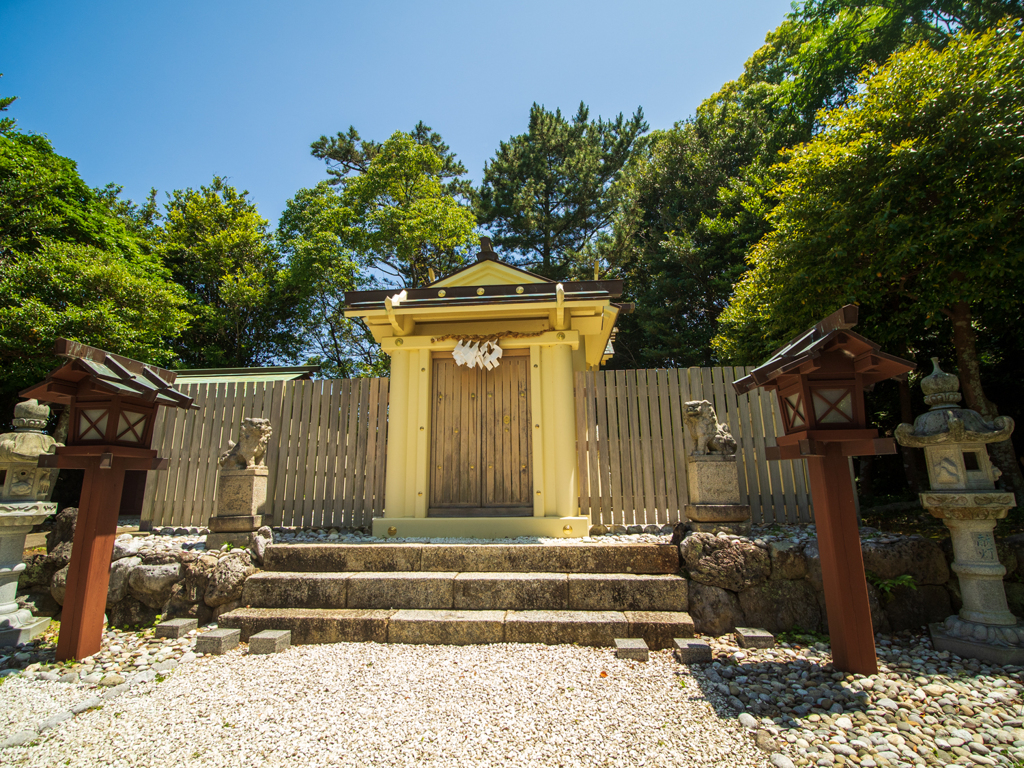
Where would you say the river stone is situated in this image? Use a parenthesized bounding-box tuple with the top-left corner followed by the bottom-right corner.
(738, 579, 821, 633)
(107, 556, 141, 608)
(861, 535, 949, 585)
(679, 533, 770, 591)
(205, 551, 256, 607)
(688, 581, 745, 635)
(128, 563, 183, 609)
(50, 564, 69, 606)
(769, 539, 808, 581)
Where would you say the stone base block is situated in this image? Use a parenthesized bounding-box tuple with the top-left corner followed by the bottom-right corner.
(673, 637, 712, 663)
(205, 532, 254, 551)
(614, 638, 649, 661)
(216, 468, 268, 518)
(389, 609, 506, 645)
(208, 515, 265, 533)
(196, 628, 240, 655)
(347, 572, 456, 610)
(504, 610, 626, 646)
(155, 618, 197, 639)
(929, 622, 1024, 666)
(219, 608, 393, 644)
(567, 573, 688, 612)
(685, 504, 750, 523)
(686, 455, 741, 505)
(689, 520, 752, 536)
(249, 629, 291, 654)
(0, 616, 49, 647)
(736, 627, 775, 649)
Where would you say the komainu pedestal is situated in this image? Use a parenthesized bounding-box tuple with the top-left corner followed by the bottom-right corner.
(683, 400, 750, 535)
(206, 418, 272, 551)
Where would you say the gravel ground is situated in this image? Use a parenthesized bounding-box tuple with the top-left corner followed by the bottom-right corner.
(1, 643, 771, 768)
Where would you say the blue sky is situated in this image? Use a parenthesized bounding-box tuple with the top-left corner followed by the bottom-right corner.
(1, 0, 793, 225)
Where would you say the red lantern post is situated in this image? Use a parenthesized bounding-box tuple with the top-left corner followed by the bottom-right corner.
(22, 340, 194, 660)
(733, 306, 914, 674)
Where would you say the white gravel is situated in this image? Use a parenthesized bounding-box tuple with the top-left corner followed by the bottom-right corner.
(1, 643, 772, 768)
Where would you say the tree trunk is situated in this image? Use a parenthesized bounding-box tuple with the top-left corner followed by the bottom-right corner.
(950, 301, 1024, 496)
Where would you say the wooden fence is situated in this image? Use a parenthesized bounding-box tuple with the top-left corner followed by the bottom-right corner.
(141, 378, 389, 530)
(574, 367, 812, 526)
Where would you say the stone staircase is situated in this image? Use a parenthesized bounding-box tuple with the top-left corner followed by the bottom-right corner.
(219, 543, 693, 649)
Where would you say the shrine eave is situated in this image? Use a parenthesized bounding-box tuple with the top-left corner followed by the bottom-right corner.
(343, 279, 624, 312)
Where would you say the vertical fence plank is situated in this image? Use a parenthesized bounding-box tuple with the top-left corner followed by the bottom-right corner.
(343, 378, 363, 528)
(593, 372, 613, 525)
(574, 372, 591, 520)
(585, 372, 603, 523)
(351, 379, 372, 526)
(667, 369, 689, 522)
(302, 381, 325, 527)
(291, 381, 313, 528)
(263, 381, 286, 525)
(644, 371, 668, 524)
(363, 378, 383, 522)
(603, 371, 624, 527)
(374, 379, 389, 516)
(273, 382, 295, 526)
(655, 370, 677, 523)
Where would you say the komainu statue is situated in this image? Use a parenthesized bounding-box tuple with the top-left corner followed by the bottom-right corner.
(219, 417, 273, 469)
(683, 400, 737, 456)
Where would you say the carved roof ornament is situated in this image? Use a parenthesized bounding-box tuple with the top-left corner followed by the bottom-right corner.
(0, 400, 60, 465)
(894, 358, 1014, 448)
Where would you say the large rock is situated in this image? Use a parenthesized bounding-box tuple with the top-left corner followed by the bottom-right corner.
(180, 555, 219, 604)
(250, 526, 273, 566)
(111, 536, 143, 561)
(17, 589, 60, 618)
(46, 507, 77, 552)
(861, 536, 949, 586)
(107, 556, 141, 608)
(1003, 533, 1024, 579)
(883, 584, 952, 632)
(1002, 582, 1023, 619)
(163, 582, 214, 625)
(49, 565, 69, 606)
(738, 579, 821, 634)
(45, 540, 74, 573)
(205, 552, 256, 607)
(107, 596, 160, 628)
(688, 581, 745, 635)
(141, 550, 197, 566)
(679, 533, 770, 591)
(769, 540, 808, 581)
(128, 563, 183, 609)
(17, 552, 52, 590)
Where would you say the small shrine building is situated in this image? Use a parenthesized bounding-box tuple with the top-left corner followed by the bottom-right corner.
(344, 238, 627, 539)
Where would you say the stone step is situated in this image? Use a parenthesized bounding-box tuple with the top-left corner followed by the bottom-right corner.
(263, 543, 679, 575)
(219, 607, 694, 649)
(241, 571, 689, 612)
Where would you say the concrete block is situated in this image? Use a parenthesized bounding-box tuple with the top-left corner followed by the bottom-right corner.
(241, 572, 349, 609)
(673, 637, 712, 663)
(567, 573, 688, 611)
(207, 514, 265, 533)
(454, 572, 567, 610)
(249, 629, 291, 654)
(195, 627, 240, 655)
(389, 609, 506, 645)
(419, 543, 679, 574)
(218, 607, 394, 644)
(347, 572, 456, 609)
(155, 618, 198, 639)
(504, 610, 627, 646)
(625, 611, 695, 650)
(614, 637, 649, 661)
(263, 544, 423, 573)
(215, 468, 268, 517)
(735, 626, 775, 649)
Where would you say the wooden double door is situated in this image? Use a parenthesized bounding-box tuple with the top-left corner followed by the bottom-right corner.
(429, 351, 533, 516)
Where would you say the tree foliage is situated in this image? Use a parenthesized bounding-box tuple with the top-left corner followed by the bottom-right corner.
(714, 22, 1024, 490)
(156, 176, 301, 368)
(0, 74, 16, 135)
(477, 102, 647, 279)
(0, 130, 189, 397)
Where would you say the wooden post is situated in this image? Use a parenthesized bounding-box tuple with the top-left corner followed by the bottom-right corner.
(806, 443, 878, 675)
(56, 456, 126, 661)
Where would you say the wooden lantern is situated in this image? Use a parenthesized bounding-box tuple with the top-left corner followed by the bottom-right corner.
(734, 306, 914, 674)
(21, 339, 194, 660)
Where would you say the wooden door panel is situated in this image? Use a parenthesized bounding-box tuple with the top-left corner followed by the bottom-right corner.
(481, 356, 531, 507)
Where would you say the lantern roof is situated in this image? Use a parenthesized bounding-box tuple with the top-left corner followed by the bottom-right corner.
(20, 339, 195, 410)
(733, 305, 914, 395)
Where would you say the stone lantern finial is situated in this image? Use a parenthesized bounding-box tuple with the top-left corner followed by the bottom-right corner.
(920, 357, 962, 409)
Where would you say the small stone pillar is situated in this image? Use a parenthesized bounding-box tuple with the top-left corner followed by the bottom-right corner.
(206, 418, 272, 550)
(895, 359, 1022, 665)
(0, 400, 61, 645)
(682, 400, 750, 535)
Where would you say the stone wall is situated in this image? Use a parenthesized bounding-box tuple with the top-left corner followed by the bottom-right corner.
(679, 528, 1024, 637)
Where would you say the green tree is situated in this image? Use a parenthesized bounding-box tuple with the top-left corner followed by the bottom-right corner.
(156, 176, 301, 368)
(0, 74, 16, 135)
(0, 130, 189, 399)
(311, 121, 474, 200)
(477, 102, 647, 279)
(278, 183, 385, 378)
(713, 23, 1024, 493)
(338, 131, 478, 288)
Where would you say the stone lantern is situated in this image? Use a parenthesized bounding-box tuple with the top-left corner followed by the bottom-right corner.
(895, 358, 1022, 665)
(0, 399, 61, 645)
